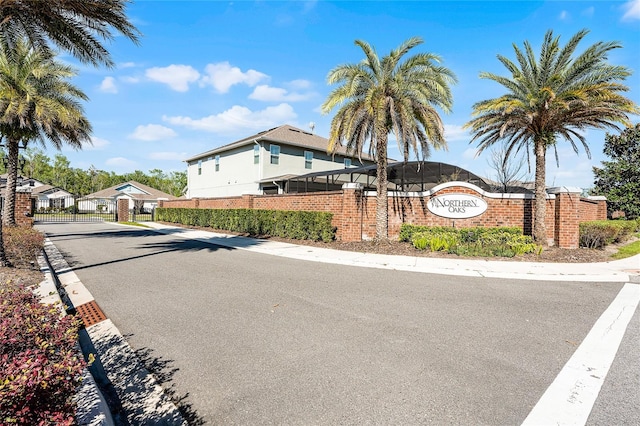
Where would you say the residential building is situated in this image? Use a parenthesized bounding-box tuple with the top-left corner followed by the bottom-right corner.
(184, 124, 375, 198)
(79, 181, 176, 213)
(0, 174, 73, 210)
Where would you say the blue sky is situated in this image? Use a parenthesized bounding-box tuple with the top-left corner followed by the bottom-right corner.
(44, 0, 640, 189)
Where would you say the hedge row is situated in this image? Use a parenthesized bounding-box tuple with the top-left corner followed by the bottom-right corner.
(156, 207, 336, 242)
(399, 224, 540, 257)
(579, 219, 640, 249)
(399, 224, 522, 243)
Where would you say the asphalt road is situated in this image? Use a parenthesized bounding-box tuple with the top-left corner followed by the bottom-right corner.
(37, 222, 637, 425)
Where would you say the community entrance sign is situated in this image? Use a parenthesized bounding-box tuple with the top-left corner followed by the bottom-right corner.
(427, 193, 488, 219)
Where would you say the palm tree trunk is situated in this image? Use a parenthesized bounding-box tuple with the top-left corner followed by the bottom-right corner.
(375, 134, 389, 241)
(3, 139, 19, 226)
(533, 140, 548, 245)
(0, 219, 11, 267)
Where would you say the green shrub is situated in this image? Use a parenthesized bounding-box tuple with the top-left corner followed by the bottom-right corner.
(404, 225, 540, 257)
(579, 220, 637, 249)
(156, 208, 336, 242)
(0, 282, 85, 425)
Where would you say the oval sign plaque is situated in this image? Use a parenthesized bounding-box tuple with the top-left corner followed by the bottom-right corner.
(427, 193, 488, 219)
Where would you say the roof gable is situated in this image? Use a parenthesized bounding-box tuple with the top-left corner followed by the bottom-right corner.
(83, 181, 177, 200)
(115, 183, 148, 195)
(185, 124, 375, 162)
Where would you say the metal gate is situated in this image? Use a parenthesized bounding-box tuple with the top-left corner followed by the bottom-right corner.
(33, 196, 117, 223)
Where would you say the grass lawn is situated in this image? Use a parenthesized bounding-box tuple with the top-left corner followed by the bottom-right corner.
(611, 233, 640, 260)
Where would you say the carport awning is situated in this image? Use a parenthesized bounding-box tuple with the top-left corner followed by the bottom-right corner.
(256, 174, 300, 183)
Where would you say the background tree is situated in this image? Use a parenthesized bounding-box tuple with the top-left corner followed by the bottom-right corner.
(592, 123, 640, 220)
(322, 37, 456, 240)
(0, 0, 140, 68)
(19, 148, 187, 197)
(486, 145, 531, 193)
(22, 147, 52, 181)
(0, 39, 91, 225)
(466, 29, 638, 244)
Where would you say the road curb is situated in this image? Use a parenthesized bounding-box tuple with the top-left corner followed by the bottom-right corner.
(40, 239, 186, 425)
(35, 251, 113, 426)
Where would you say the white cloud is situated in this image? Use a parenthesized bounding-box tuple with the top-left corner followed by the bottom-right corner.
(546, 158, 594, 189)
(559, 10, 569, 20)
(200, 62, 268, 93)
(122, 76, 140, 84)
(164, 103, 297, 134)
(99, 77, 118, 94)
(118, 62, 137, 69)
(622, 0, 640, 20)
(249, 84, 314, 102)
(149, 151, 188, 161)
(129, 124, 177, 141)
(106, 157, 138, 170)
(462, 147, 478, 160)
(145, 64, 200, 92)
(444, 124, 470, 142)
(85, 136, 110, 150)
(581, 6, 595, 18)
(303, 0, 318, 13)
(286, 79, 313, 90)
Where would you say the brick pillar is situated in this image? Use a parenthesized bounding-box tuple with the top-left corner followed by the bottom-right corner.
(548, 187, 582, 249)
(117, 198, 129, 222)
(340, 183, 363, 242)
(587, 196, 608, 220)
(15, 191, 34, 227)
(158, 199, 164, 208)
(241, 194, 255, 209)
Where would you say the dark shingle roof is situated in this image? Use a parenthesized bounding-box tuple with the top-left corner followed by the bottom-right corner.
(185, 124, 375, 162)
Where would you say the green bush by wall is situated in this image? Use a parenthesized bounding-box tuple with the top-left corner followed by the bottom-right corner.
(579, 220, 639, 248)
(156, 207, 335, 242)
(399, 224, 540, 257)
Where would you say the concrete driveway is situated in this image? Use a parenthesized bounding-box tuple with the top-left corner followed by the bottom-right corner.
(37, 222, 637, 425)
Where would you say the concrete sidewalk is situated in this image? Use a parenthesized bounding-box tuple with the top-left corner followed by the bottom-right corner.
(143, 222, 640, 283)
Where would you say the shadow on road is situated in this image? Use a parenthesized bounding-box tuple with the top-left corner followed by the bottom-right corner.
(36, 222, 275, 272)
(133, 343, 205, 425)
(64, 237, 236, 272)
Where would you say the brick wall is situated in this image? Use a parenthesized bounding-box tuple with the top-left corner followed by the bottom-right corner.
(14, 191, 34, 227)
(160, 183, 605, 248)
(579, 197, 607, 221)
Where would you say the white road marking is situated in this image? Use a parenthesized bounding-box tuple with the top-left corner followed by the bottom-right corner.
(522, 283, 640, 426)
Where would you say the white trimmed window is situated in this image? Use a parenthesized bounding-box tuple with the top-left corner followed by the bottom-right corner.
(215, 155, 220, 172)
(344, 158, 352, 168)
(254, 145, 260, 164)
(304, 151, 313, 169)
(197, 160, 202, 175)
(270, 144, 280, 165)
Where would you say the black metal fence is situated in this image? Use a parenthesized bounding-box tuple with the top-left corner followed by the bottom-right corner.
(33, 196, 117, 223)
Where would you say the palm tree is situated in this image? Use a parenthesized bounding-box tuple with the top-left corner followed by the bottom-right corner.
(0, 39, 91, 226)
(0, 0, 140, 68)
(465, 29, 638, 244)
(322, 37, 456, 240)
